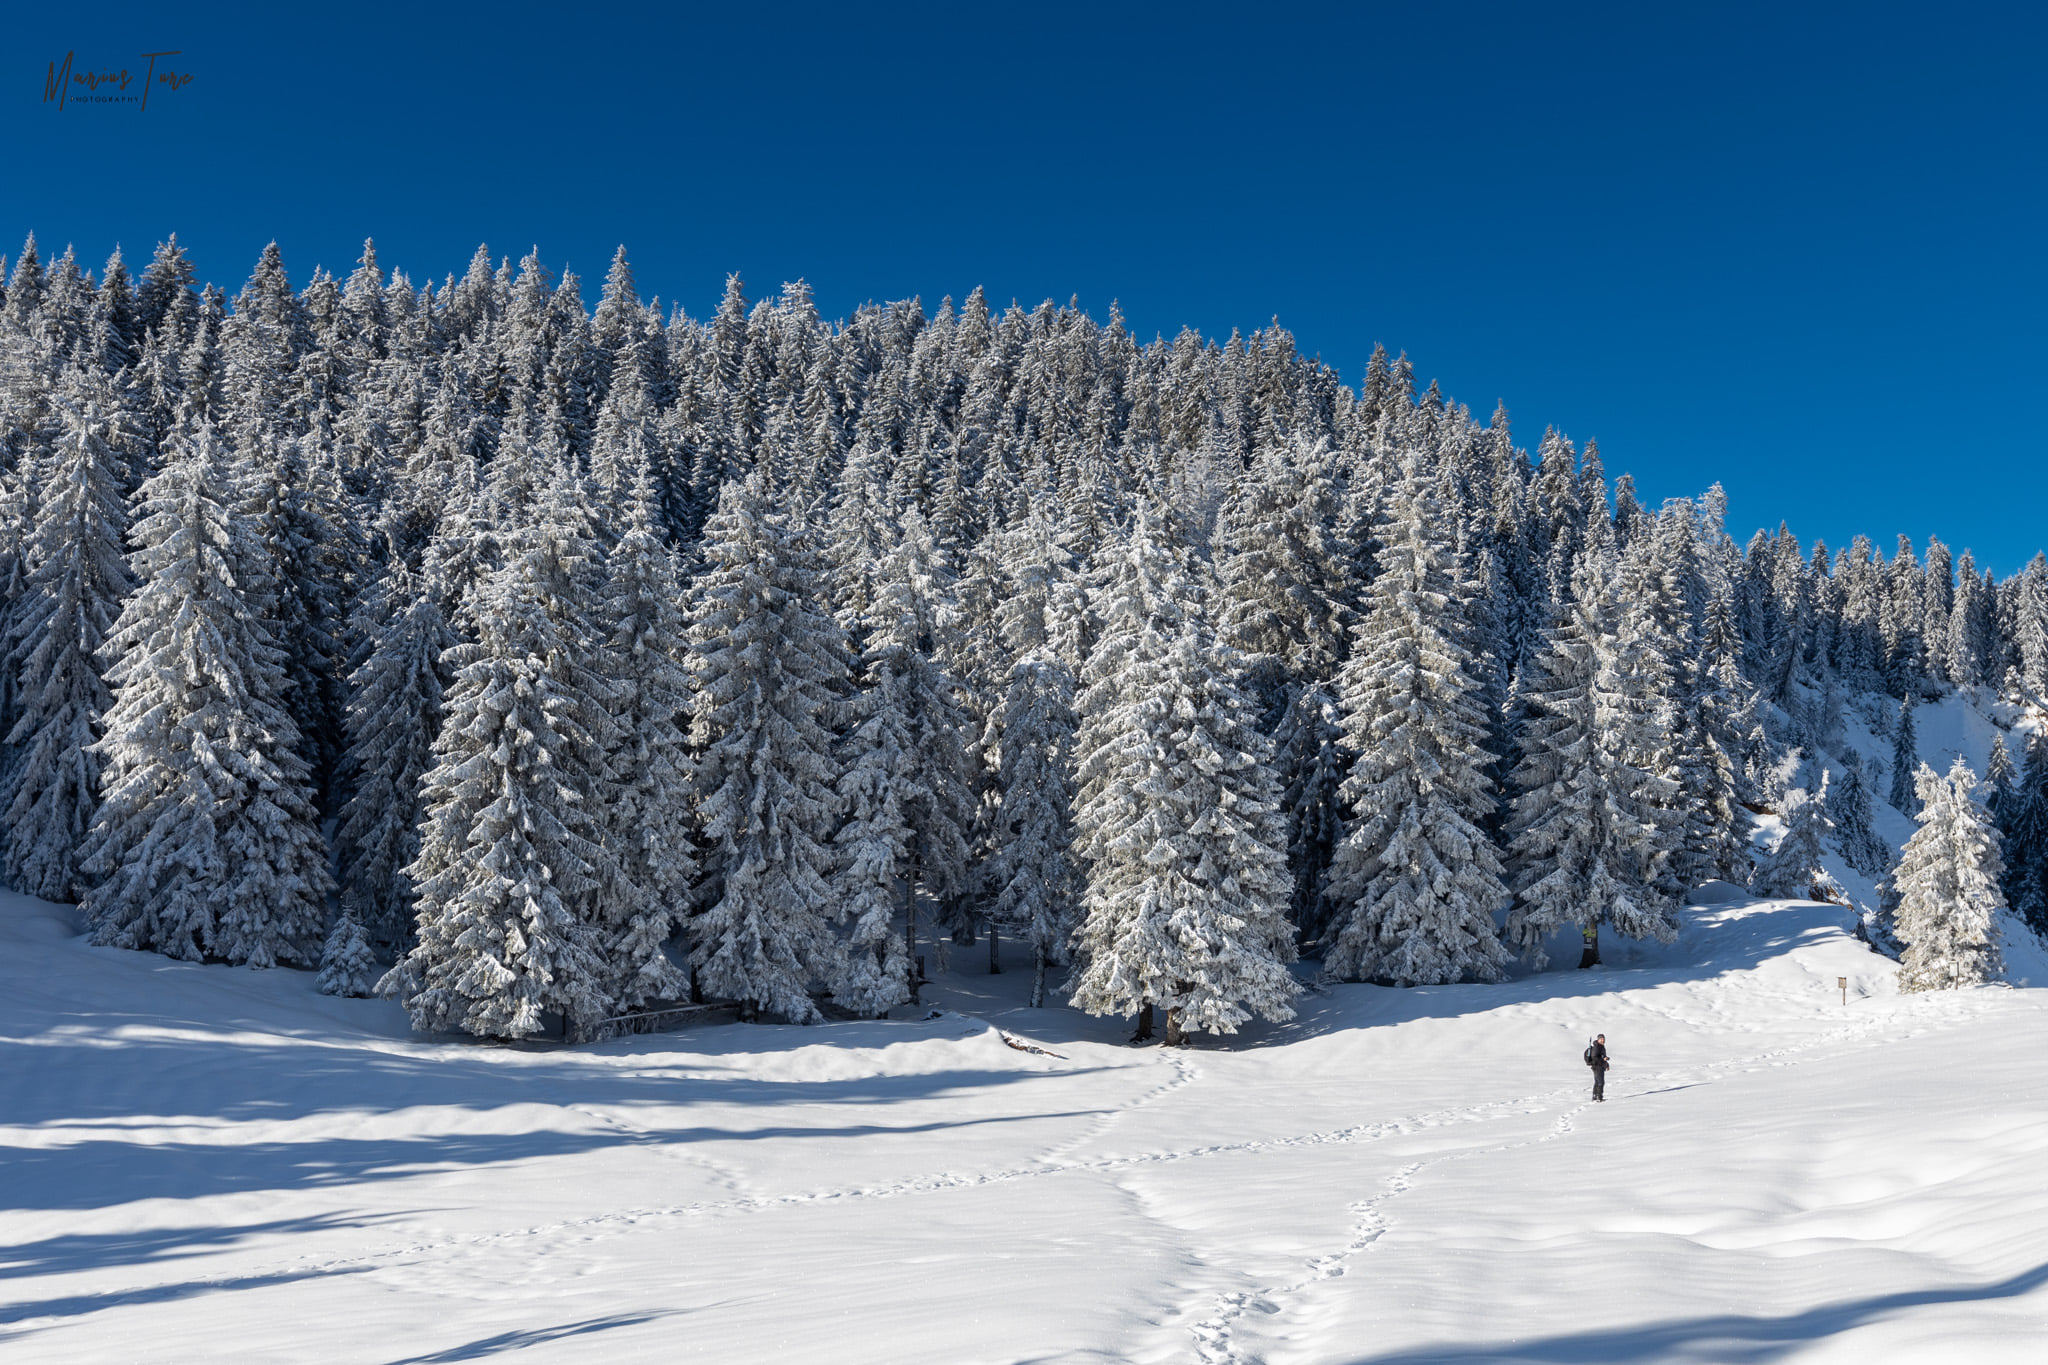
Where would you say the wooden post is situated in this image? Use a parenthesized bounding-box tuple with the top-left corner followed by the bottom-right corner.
(1838, 975, 1848, 1006)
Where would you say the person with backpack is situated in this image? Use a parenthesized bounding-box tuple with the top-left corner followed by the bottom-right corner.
(1584, 1034, 1610, 1100)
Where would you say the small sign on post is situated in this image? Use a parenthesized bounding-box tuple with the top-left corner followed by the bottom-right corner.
(1838, 975, 1848, 1006)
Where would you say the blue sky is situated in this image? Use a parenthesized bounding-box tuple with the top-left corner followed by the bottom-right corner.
(7, 1, 2043, 572)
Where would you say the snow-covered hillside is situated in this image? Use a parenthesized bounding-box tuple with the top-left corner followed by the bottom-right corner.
(4, 887, 2045, 1364)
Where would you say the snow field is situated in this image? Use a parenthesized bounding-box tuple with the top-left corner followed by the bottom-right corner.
(4, 888, 2047, 1363)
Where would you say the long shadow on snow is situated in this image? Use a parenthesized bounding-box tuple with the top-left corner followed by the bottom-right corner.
(0, 1261, 373, 1327)
(0, 1212, 398, 1280)
(1340, 1259, 2048, 1364)
(0, 1108, 1100, 1211)
(381, 1310, 684, 1363)
(0, 1024, 1108, 1127)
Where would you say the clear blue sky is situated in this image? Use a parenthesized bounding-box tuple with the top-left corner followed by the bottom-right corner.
(7, 1, 2043, 573)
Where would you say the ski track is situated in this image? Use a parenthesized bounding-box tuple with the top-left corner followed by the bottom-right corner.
(1173, 985, 2005, 1365)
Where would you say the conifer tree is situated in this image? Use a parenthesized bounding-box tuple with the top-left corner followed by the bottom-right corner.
(684, 477, 848, 1023)
(1753, 773, 1831, 900)
(380, 488, 616, 1039)
(1505, 562, 1680, 967)
(1212, 438, 1352, 718)
(1070, 507, 1298, 1042)
(335, 546, 456, 956)
(833, 510, 975, 1003)
(1894, 759, 2006, 991)
(316, 906, 381, 998)
(3, 367, 133, 901)
(1321, 452, 1508, 985)
(982, 656, 1080, 1006)
(1999, 735, 2048, 934)
(80, 424, 331, 967)
(1888, 698, 1919, 813)
(591, 458, 695, 1010)
(1271, 681, 1347, 945)
(1832, 754, 1892, 878)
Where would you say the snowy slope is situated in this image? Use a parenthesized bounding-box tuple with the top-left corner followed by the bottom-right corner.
(3, 890, 2046, 1364)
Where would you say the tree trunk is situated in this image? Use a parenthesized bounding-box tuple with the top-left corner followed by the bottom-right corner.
(1030, 941, 1047, 1008)
(987, 920, 1001, 974)
(1134, 998, 1154, 1042)
(1164, 1005, 1185, 1047)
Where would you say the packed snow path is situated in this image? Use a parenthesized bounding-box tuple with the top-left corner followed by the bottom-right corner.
(3, 891, 2046, 1363)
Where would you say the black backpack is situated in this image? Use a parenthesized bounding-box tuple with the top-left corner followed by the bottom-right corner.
(1583, 1042, 1598, 1067)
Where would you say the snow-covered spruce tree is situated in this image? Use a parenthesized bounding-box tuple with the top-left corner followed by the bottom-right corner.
(982, 656, 1080, 1007)
(334, 544, 456, 961)
(1752, 772, 1831, 900)
(1698, 588, 1767, 807)
(1831, 753, 1893, 878)
(79, 423, 332, 967)
(241, 435, 354, 808)
(684, 476, 849, 1024)
(1211, 437, 1352, 720)
(1271, 681, 1347, 945)
(3, 366, 134, 901)
(1596, 535, 1691, 904)
(832, 510, 975, 1009)
(1999, 735, 2048, 935)
(1984, 735, 2019, 830)
(1504, 560, 1681, 968)
(1070, 506, 1298, 1043)
(590, 457, 694, 1012)
(1894, 758, 2006, 991)
(1320, 450, 1509, 985)
(831, 658, 918, 1015)
(316, 906, 380, 998)
(379, 486, 618, 1040)
(1888, 698, 1919, 813)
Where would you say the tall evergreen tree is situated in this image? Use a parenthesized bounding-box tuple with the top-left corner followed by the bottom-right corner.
(1070, 507, 1298, 1043)
(3, 366, 134, 900)
(1831, 753, 1892, 878)
(1888, 698, 1919, 813)
(591, 459, 695, 1011)
(1753, 773, 1831, 900)
(982, 657, 1080, 1007)
(684, 477, 848, 1023)
(1999, 735, 2048, 935)
(1320, 452, 1508, 985)
(1505, 563, 1680, 967)
(1894, 759, 2006, 991)
(380, 487, 617, 1039)
(80, 424, 331, 966)
(335, 545, 456, 957)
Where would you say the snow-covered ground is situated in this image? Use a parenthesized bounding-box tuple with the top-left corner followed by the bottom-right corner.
(4, 886, 2046, 1364)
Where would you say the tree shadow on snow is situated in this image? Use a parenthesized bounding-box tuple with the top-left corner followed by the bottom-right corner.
(0, 1108, 1104, 1212)
(380, 1310, 683, 1363)
(1339, 1259, 2048, 1364)
(0, 1212, 402, 1280)
(0, 1261, 374, 1328)
(0, 1024, 1109, 1129)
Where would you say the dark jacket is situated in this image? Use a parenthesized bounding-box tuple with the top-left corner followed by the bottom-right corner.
(1588, 1040, 1609, 1070)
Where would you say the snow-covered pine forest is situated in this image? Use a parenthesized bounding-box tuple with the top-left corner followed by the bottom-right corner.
(1, 231, 2041, 1040)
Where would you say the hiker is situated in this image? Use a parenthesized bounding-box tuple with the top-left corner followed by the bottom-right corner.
(1585, 1034, 1610, 1101)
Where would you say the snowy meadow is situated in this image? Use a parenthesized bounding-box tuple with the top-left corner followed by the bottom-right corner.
(4, 887, 2045, 1362)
